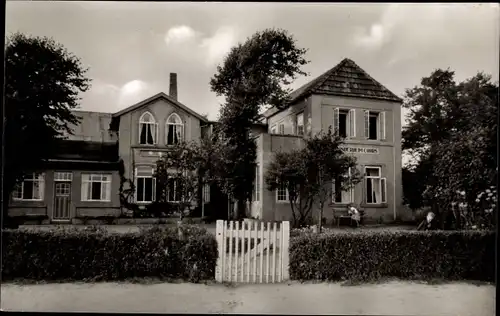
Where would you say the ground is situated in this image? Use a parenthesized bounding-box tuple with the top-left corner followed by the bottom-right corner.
(1, 281, 494, 315)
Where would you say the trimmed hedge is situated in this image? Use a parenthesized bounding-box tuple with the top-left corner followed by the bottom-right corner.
(1, 225, 218, 283)
(290, 230, 495, 282)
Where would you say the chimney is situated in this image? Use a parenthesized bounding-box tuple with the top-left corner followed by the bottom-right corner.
(169, 73, 178, 100)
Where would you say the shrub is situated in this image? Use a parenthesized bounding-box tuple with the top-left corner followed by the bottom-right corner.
(290, 230, 495, 282)
(1, 225, 217, 283)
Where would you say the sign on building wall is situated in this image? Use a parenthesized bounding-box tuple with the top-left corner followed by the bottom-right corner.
(340, 146, 380, 154)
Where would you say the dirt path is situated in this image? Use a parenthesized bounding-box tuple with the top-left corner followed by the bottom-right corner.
(1, 281, 494, 315)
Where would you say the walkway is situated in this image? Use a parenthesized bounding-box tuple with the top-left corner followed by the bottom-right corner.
(1, 281, 494, 315)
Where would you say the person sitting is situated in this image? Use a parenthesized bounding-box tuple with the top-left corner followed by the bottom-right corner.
(347, 203, 361, 227)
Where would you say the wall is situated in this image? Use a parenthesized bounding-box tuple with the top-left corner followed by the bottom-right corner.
(9, 169, 121, 222)
(118, 98, 204, 183)
(267, 98, 311, 135)
(259, 94, 405, 224)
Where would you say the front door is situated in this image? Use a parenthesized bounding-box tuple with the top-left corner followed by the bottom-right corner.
(53, 182, 71, 221)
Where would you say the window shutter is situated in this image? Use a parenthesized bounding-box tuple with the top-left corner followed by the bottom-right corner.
(349, 109, 356, 138)
(331, 179, 336, 203)
(379, 111, 386, 140)
(381, 177, 387, 203)
(152, 178, 157, 201)
(364, 110, 370, 138)
(155, 123, 159, 144)
(333, 108, 339, 135)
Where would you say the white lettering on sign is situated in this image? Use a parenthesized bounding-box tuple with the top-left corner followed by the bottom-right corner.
(340, 147, 380, 154)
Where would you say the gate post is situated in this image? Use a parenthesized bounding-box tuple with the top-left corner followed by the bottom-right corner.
(281, 221, 290, 281)
(215, 220, 224, 282)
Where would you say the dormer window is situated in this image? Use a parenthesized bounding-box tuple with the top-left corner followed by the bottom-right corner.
(139, 112, 158, 145)
(166, 113, 184, 145)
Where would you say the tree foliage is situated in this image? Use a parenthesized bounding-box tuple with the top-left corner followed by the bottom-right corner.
(265, 128, 360, 228)
(3, 32, 91, 226)
(209, 28, 308, 219)
(402, 69, 498, 229)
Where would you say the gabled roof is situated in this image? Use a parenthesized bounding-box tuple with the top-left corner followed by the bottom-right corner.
(264, 58, 402, 118)
(112, 92, 208, 122)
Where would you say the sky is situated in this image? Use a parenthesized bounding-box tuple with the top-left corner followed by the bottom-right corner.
(6, 2, 499, 124)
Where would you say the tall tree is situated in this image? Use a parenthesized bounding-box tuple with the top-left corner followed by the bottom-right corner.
(402, 69, 498, 229)
(3, 32, 90, 227)
(209, 28, 308, 219)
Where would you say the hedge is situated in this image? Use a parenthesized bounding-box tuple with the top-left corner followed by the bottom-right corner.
(1, 225, 218, 283)
(290, 230, 495, 282)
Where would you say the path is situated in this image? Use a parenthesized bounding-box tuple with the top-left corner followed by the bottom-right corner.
(1, 281, 494, 315)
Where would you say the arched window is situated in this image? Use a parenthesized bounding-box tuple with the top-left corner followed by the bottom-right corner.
(166, 113, 184, 145)
(139, 112, 157, 145)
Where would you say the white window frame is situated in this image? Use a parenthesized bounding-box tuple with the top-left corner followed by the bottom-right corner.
(364, 110, 386, 140)
(276, 182, 289, 202)
(296, 112, 304, 136)
(332, 167, 354, 204)
(253, 164, 260, 201)
(278, 123, 285, 134)
(270, 125, 277, 134)
(167, 176, 182, 202)
(81, 173, 112, 202)
(364, 166, 387, 204)
(135, 167, 156, 203)
(12, 173, 45, 201)
(203, 184, 210, 203)
(54, 172, 73, 182)
(139, 111, 158, 145)
(333, 107, 356, 138)
(166, 113, 184, 145)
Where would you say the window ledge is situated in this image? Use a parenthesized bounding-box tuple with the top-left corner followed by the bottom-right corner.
(361, 203, 388, 208)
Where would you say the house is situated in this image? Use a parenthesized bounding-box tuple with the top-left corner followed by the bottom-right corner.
(9, 59, 405, 224)
(250, 58, 405, 223)
(9, 73, 211, 223)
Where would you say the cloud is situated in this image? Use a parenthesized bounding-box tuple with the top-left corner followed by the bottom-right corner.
(117, 80, 154, 107)
(164, 25, 198, 45)
(200, 26, 238, 66)
(352, 4, 499, 66)
(163, 25, 238, 67)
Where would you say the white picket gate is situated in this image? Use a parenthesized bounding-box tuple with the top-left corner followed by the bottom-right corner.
(215, 220, 290, 283)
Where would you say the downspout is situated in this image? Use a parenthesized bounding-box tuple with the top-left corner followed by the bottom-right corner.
(393, 108, 397, 221)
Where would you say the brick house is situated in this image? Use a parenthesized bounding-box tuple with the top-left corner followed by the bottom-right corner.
(9, 58, 406, 224)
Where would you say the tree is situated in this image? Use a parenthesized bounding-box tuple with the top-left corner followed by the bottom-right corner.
(402, 69, 498, 229)
(265, 129, 360, 228)
(3, 32, 90, 227)
(304, 128, 361, 232)
(154, 141, 202, 219)
(209, 28, 308, 219)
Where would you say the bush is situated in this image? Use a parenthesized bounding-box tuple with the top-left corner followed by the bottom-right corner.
(290, 230, 495, 282)
(1, 225, 217, 283)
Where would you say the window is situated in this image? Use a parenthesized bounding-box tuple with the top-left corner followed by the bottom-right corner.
(296, 112, 304, 136)
(333, 108, 356, 138)
(166, 113, 184, 145)
(13, 173, 45, 201)
(135, 167, 156, 203)
(139, 112, 158, 145)
(365, 166, 387, 204)
(167, 177, 182, 202)
(278, 123, 285, 134)
(276, 182, 288, 202)
(332, 168, 354, 204)
(55, 172, 72, 181)
(203, 184, 210, 203)
(253, 164, 260, 201)
(270, 125, 277, 134)
(364, 110, 386, 140)
(81, 174, 111, 201)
